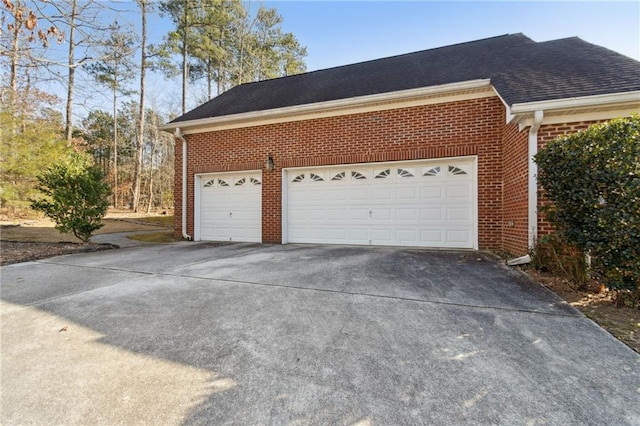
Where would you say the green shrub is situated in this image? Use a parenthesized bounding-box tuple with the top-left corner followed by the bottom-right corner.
(534, 115, 639, 291)
(30, 153, 111, 243)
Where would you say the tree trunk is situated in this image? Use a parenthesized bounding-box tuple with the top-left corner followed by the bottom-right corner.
(112, 64, 119, 209)
(181, 43, 188, 114)
(146, 142, 156, 214)
(238, 38, 244, 86)
(207, 59, 212, 100)
(181, 0, 188, 114)
(65, 0, 77, 142)
(9, 12, 20, 113)
(146, 170, 154, 213)
(131, 0, 147, 212)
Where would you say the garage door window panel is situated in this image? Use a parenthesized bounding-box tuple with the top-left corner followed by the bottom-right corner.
(448, 165, 468, 175)
(331, 172, 346, 181)
(375, 169, 391, 179)
(351, 171, 367, 180)
(397, 168, 415, 178)
(423, 166, 441, 177)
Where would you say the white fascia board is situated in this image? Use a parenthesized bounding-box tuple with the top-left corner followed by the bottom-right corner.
(510, 91, 640, 115)
(159, 79, 492, 134)
(489, 87, 516, 124)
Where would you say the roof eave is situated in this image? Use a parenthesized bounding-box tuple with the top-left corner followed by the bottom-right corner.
(509, 91, 640, 128)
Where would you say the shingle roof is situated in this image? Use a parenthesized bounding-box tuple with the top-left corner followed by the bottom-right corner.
(171, 33, 640, 123)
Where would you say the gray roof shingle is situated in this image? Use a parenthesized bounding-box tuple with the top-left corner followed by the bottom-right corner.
(171, 33, 640, 123)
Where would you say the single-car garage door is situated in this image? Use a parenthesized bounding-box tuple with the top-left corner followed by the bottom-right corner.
(197, 171, 262, 242)
(285, 158, 476, 248)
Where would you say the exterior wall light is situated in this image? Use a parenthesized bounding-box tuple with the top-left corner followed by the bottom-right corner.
(265, 155, 275, 171)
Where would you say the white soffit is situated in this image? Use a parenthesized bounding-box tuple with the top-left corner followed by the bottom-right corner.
(160, 79, 494, 134)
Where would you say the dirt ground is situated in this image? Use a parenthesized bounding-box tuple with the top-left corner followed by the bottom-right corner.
(1, 209, 637, 354)
(0, 210, 174, 265)
(524, 268, 639, 354)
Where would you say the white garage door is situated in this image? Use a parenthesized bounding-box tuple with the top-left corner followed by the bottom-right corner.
(285, 158, 476, 248)
(199, 171, 262, 242)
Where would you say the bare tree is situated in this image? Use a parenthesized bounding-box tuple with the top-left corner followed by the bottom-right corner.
(35, 0, 116, 142)
(1, 0, 63, 111)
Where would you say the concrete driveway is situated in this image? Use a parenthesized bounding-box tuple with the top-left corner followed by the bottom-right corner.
(1, 243, 638, 425)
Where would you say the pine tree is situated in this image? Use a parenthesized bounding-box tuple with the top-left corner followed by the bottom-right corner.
(85, 29, 138, 208)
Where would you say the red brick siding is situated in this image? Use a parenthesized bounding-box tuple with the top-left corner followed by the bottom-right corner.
(501, 123, 529, 255)
(176, 96, 506, 249)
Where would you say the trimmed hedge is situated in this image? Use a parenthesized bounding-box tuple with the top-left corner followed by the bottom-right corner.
(534, 115, 639, 290)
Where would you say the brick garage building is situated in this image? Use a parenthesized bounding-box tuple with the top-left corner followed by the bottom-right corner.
(161, 34, 640, 256)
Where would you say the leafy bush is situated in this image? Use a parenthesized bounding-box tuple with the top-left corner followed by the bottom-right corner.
(534, 115, 639, 291)
(31, 153, 111, 243)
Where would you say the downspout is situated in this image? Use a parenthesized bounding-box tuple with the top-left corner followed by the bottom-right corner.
(528, 110, 544, 249)
(507, 110, 544, 266)
(175, 128, 192, 241)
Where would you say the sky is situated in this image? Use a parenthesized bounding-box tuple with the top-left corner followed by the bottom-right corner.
(253, 1, 640, 72)
(34, 1, 640, 118)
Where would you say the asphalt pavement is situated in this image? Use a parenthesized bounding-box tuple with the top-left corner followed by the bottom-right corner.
(1, 242, 638, 425)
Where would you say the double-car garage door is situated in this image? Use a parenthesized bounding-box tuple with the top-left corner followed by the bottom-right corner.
(286, 158, 476, 248)
(197, 158, 476, 248)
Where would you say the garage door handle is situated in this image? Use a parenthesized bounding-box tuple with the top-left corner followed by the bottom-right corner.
(229, 212, 232, 218)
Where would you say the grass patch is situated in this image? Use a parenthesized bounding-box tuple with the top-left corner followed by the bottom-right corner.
(0, 218, 169, 243)
(136, 216, 174, 227)
(127, 231, 177, 243)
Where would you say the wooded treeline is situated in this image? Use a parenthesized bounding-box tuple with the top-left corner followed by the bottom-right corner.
(1, 0, 306, 213)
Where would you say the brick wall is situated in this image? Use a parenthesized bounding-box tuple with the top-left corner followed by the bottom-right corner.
(495, 119, 606, 255)
(501, 123, 529, 255)
(175, 96, 507, 249)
